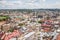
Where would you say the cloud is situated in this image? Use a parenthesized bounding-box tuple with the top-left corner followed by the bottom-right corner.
(51, 2, 60, 8)
(0, 0, 41, 9)
(0, 0, 60, 9)
(42, 0, 46, 2)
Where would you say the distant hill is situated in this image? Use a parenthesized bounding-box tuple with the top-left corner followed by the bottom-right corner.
(0, 9, 60, 12)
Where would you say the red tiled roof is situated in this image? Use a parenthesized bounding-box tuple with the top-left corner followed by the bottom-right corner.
(56, 34, 60, 40)
(1, 30, 21, 40)
(43, 28, 51, 32)
(41, 24, 51, 27)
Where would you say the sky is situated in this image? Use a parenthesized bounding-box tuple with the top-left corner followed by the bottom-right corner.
(0, 0, 60, 9)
